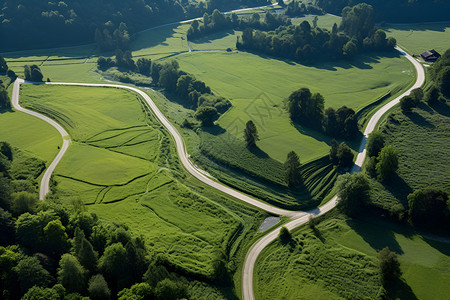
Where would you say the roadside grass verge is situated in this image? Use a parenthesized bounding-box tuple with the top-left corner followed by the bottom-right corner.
(255, 211, 450, 300)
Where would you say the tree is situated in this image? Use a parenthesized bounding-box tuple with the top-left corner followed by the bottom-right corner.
(376, 145, 398, 181)
(366, 130, 385, 157)
(336, 142, 354, 169)
(340, 3, 374, 40)
(43, 219, 70, 255)
(342, 40, 357, 57)
(88, 274, 111, 300)
(158, 61, 179, 91)
(57, 254, 86, 293)
(98, 243, 130, 290)
(136, 58, 152, 76)
(426, 86, 441, 105)
(365, 156, 378, 178)
(400, 95, 415, 113)
(379, 247, 402, 284)
(13, 256, 52, 294)
(438, 66, 450, 97)
(155, 279, 187, 300)
(336, 173, 370, 217)
(407, 188, 449, 228)
(284, 151, 302, 187)
(77, 238, 98, 273)
(0, 56, 8, 74)
(329, 139, 339, 164)
(143, 264, 169, 287)
(243, 120, 259, 147)
(0, 86, 10, 109)
(278, 226, 292, 244)
(22, 285, 65, 300)
(11, 191, 38, 216)
(118, 283, 153, 300)
(31, 65, 44, 82)
(410, 87, 424, 104)
(195, 106, 218, 127)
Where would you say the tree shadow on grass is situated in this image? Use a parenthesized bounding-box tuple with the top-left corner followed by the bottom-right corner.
(248, 145, 270, 158)
(189, 29, 235, 45)
(381, 173, 413, 206)
(422, 237, 450, 256)
(346, 216, 404, 254)
(432, 100, 450, 117)
(386, 277, 418, 300)
(408, 111, 435, 128)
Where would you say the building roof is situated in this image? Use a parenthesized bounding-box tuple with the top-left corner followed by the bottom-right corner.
(421, 49, 441, 61)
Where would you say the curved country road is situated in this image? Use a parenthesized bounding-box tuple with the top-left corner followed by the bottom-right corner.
(11, 45, 424, 299)
(241, 46, 425, 300)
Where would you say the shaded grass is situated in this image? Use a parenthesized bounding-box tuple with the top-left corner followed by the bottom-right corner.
(255, 212, 450, 300)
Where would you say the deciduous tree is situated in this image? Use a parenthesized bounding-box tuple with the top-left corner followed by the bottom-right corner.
(243, 120, 259, 147)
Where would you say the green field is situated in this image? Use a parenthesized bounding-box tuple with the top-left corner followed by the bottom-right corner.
(176, 51, 413, 162)
(255, 212, 450, 300)
(384, 23, 450, 55)
(19, 84, 264, 282)
(0, 109, 61, 163)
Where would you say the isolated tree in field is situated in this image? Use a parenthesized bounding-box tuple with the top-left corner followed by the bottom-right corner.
(336, 173, 370, 217)
(284, 151, 302, 187)
(366, 130, 385, 157)
(243, 120, 259, 147)
(336, 142, 354, 169)
(410, 87, 424, 104)
(407, 188, 449, 228)
(57, 254, 86, 293)
(400, 95, 415, 113)
(0, 86, 10, 109)
(195, 106, 218, 127)
(88, 274, 111, 300)
(279, 226, 292, 244)
(379, 247, 402, 284)
(376, 145, 398, 181)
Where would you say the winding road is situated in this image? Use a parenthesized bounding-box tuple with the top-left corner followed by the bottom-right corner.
(11, 44, 424, 299)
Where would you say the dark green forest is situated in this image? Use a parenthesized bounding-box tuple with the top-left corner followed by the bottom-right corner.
(0, 0, 270, 52)
(314, 0, 450, 22)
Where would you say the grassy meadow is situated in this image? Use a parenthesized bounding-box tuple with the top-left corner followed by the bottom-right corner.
(383, 22, 450, 55)
(368, 102, 450, 214)
(19, 84, 265, 284)
(254, 212, 450, 300)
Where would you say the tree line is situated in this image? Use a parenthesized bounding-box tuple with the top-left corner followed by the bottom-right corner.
(187, 9, 290, 39)
(286, 87, 359, 140)
(0, 142, 230, 299)
(237, 4, 396, 63)
(0, 0, 270, 52)
(284, 0, 324, 17)
(97, 54, 231, 127)
(313, 0, 450, 23)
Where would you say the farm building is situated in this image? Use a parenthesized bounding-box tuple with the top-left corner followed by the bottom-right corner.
(420, 49, 441, 62)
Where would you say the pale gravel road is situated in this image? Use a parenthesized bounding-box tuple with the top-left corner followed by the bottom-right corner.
(241, 46, 425, 300)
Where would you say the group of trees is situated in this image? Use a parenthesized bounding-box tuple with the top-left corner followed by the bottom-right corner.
(23, 65, 44, 82)
(365, 131, 398, 181)
(0, 56, 17, 110)
(1, 0, 272, 52)
(97, 54, 231, 127)
(284, 0, 324, 17)
(237, 4, 396, 63)
(287, 88, 359, 140)
(313, 0, 450, 23)
(329, 140, 354, 170)
(95, 23, 131, 52)
(187, 9, 290, 39)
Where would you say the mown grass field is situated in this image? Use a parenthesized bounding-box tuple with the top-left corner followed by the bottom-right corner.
(383, 23, 450, 55)
(369, 102, 450, 213)
(0, 109, 61, 163)
(176, 51, 413, 162)
(19, 84, 264, 284)
(255, 212, 450, 300)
